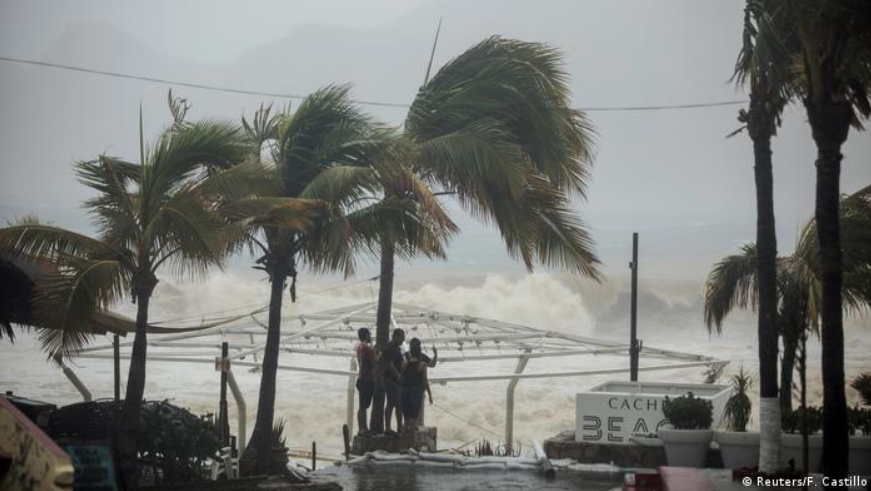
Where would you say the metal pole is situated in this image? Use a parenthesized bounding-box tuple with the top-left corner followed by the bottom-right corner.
(219, 342, 230, 447)
(113, 334, 121, 401)
(227, 370, 246, 457)
(346, 359, 357, 436)
(630, 232, 640, 382)
(61, 362, 92, 401)
(505, 351, 531, 453)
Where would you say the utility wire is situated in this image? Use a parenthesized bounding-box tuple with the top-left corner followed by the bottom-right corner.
(0, 55, 749, 112)
(430, 402, 504, 439)
(0, 55, 408, 108)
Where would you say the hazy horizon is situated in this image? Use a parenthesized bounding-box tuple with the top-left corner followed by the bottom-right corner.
(2, 0, 871, 283)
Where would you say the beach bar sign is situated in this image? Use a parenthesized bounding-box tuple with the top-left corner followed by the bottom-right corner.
(575, 381, 731, 443)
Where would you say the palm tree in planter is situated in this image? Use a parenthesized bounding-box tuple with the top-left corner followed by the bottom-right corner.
(660, 393, 715, 467)
(233, 86, 453, 474)
(784, 0, 871, 476)
(717, 367, 758, 470)
(731, 0, 800, 471)
(368, 37, 601, 429)
(0, 107, 250, 488)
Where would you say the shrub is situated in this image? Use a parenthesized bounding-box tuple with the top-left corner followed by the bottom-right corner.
(851, 373, 871, 406)
(781, 406, 823, 434)
(139, 401, 221, 484)
(723, 367, 753, 432)
(662, 392, 714, 430)
(848, 406, 871, 437)
(48, 399, 220, 485)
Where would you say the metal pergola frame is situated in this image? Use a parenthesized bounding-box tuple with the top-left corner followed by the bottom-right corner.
(62, 301, 727, 454)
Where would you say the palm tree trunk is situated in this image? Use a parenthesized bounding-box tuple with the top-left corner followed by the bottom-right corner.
(807, 100, 851, 481)
(370, 240, 395, 434)
(375, 240, 395, 346)
(246, 268, 286, 474)
(750, 103, 780, 473)
(118, 287, 152, 490)
(780, 337, 796, 416)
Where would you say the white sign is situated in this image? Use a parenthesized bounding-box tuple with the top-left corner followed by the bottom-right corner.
(575, 381, 731, 444)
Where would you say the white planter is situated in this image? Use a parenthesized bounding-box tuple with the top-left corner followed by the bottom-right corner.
(575, 381, 731, 443)
(781, 433, 822, 472)
(716, 430, 760, 470)
(849, 436, 871, 476)
(659, 428, 713, 468)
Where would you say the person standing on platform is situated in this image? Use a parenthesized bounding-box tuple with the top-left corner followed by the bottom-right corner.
(355, 327, 376, 436)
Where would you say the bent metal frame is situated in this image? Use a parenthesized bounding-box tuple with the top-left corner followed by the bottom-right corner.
(63, 301, 727, 455)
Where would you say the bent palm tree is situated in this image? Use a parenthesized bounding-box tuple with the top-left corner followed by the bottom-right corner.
(366, 37, 600, 432)
(732, 0, 799, 471)
(373, 35, 600, 346)
(0, 109, 249, 488)
(705, 185, 871, 451)
(785, 0, 871, 475)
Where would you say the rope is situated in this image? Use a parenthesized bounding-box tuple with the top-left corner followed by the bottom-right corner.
(430, 402, 503, 439)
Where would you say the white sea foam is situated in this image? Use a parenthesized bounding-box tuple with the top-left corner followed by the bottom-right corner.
(1, 271, 869, 457)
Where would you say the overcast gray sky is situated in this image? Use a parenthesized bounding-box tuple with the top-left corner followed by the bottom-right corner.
(1, 0, 869, 281)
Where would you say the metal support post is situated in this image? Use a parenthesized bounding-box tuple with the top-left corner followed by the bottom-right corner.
(113, 334, 121, 401)
(630, 232, 640, 382)
(346, 359, 357, 436)
(505, 350, 531, 453)
(227, 370, 247, 457)
(218, 342, 230, 446)
(61, 362, 92, 401)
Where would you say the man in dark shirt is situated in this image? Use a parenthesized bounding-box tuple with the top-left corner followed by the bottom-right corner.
(355, 328, 375, 436)
(383, 328, 405, 435)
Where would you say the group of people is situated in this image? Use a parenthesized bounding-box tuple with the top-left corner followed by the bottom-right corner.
(355, 327, 438, 438)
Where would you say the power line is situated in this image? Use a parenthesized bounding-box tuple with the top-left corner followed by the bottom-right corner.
(0, 55, 408, 108)
(0, 55, 749, 112)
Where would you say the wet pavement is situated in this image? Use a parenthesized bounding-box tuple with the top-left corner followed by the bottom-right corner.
(311, 464, 622, 491)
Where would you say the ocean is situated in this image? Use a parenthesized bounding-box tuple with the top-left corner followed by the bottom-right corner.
(1, 270, 869, 458)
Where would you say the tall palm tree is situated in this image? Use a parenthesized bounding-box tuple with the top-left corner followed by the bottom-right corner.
(0, 108, 250, 488)
(234, 86, 449, 474)
(365, 37, 600, 433)
(705, 185, 871, 464)
(731, 0, 798, 471)
(786, 0, 871, 477)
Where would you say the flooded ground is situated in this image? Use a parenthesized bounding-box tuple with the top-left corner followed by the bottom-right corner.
(311, 465, 622, 491)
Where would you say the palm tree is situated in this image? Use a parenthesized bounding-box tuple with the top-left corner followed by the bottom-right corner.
(371, 34, 600, 357)
(0, 106, 250, 488)
(786, 0, 871, 476)
(705, 185, 871, 467)
(731, 0, 800, 472)
(233, 86, 447, 474)
(365, 37, 601, 433)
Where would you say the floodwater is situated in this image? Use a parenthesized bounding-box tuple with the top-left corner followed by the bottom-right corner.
(311, 465, 622, 491)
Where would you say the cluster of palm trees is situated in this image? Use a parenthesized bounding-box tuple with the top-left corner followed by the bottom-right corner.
(0, 37, 600, 486)
(709, 0, 870, 479)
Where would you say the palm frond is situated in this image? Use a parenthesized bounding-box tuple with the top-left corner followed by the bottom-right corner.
(704, 244, 759, 333)
(142, 119, 248, 219)
(408, 36, 595, 196)
(0, 224, 126, 266)
(31, 257, 127, 359)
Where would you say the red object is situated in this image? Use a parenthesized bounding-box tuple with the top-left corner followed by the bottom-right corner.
(624, 470, 664, 491)
(660, 467, 714, 491)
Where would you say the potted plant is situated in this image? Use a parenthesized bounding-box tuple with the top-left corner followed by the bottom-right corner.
(848, 405, 871, 476)
(716, 368, 760, 469)
(781, 406, 822, 471)
(659, 392, 714, 467)
(851, 372, 871, 406)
